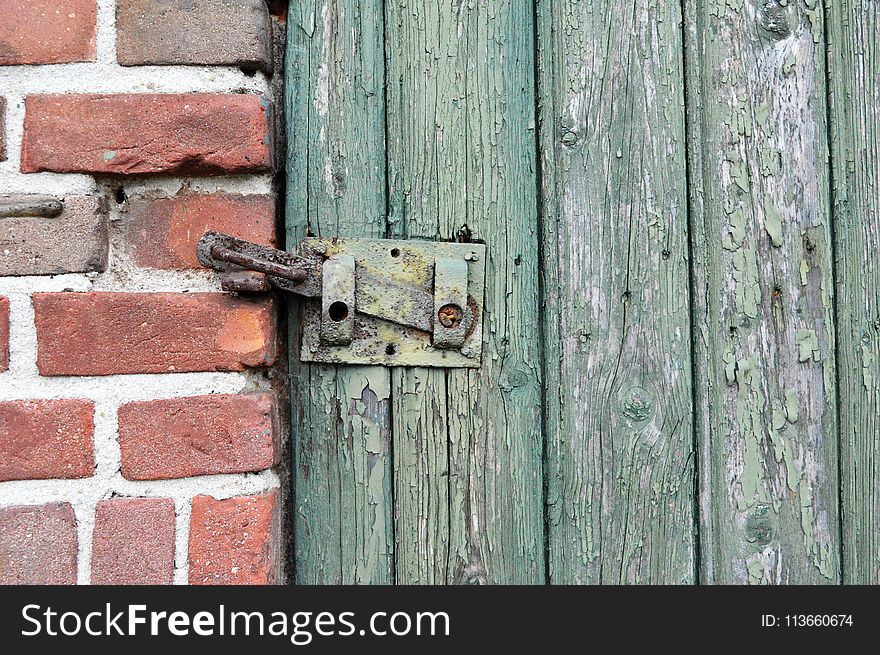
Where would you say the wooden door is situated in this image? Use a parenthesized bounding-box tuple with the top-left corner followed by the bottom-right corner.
(284, 0, 880, 585)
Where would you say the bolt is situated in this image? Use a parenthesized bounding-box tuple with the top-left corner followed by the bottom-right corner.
(461, 346, 476, 359)
(464, 251, 479, 261)
(438, 304, 463, 329)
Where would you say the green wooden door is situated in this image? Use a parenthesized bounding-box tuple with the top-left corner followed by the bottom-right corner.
(284, 0, 880, 585)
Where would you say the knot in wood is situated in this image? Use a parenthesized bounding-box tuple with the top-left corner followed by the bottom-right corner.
(744, 504, 775, 546)
(619, 385, 654, 423)
(758, 1, 791, 40)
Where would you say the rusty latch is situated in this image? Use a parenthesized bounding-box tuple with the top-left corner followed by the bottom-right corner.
(197, 232, 486, 368)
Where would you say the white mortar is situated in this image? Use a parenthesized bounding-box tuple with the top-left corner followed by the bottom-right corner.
(0, 0, 284, 585)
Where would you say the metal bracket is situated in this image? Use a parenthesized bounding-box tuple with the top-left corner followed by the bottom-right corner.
(197, 232, 486, 368)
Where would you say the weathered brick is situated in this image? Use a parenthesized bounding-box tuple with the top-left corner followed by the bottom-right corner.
(0, 0, 96, 65)
(0, 297, 8, 372)
(91, 498, 175, 585)
(119, 394, 278, 480)
(21, 94, 272, 176)
(189, 491, 280, 585)
(0, 195, 109, 276)
(34, 292, 277, 376)
(127, 194, 276, 270)
(117, 0, 272, 71)
(0, 503, 78, 585)
(0, 399, 95, 482)
(0, 97, 6, 162)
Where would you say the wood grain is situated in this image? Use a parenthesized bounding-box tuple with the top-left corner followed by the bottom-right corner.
(385, 0, 546, 584)
(684, 0, 840, 583)
(285, 0, 394, 584)
(279, 0, 867, 586)
(536, 0, 696, 584)
(827, 0, 880, 584)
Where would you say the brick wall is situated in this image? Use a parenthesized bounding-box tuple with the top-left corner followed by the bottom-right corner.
(0, 1, 287, 585)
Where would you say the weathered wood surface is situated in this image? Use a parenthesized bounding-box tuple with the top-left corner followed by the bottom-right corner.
(827, 0, 880, 585)
(283, 0, 877, 585)
(684, 0, 840, 583)
(285, 0, 394, 584)
(385, 0, 545, 584)
(536, 0, 696, 584)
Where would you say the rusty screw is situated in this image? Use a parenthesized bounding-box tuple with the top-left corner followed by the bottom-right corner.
(438, 304, 463, 329)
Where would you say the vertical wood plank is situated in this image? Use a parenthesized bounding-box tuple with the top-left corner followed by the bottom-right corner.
(285, 0, 394, 584)
(684, 0, 840, 583)
(827, 0, 880, 584)
(536, 0, 696, 584)
(385, 0, 545, 584)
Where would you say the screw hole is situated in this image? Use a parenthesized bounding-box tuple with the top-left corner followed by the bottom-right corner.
(328, 301, 349, 322)
(385, 344, 396, 356)
(390, 248, 400, 258)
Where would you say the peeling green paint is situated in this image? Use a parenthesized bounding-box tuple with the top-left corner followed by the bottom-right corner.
(734, 356, 771, 511)
(723, 207, 747, 251)
(539, 0, 695, 583)
(387, 0, 545, 584)
(861, 343, 877, 392)
(281, 0, 849, 587)
(747, 556, 768, 585)
(828, 0, 880, 583)
(733, 246, 761, 319)
(286, 1, 394, 584)
(724, 350, 737, 385)
(763, 198, 784, 247)
(784, 389, 799, 423)
(686, 0, 840, 584)
(796, 329, 820, 362)
(783, 50, 797, 76)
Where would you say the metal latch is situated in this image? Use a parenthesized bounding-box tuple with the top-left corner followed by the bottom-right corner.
(197, 232, 486, 368)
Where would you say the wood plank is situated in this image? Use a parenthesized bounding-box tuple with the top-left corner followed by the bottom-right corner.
(827, 0, 880, 584)
(385, 0, 545, 584)
(536, 0, 696, 584)
(684, 0, 840, 583)
(285, 0, 394, 584)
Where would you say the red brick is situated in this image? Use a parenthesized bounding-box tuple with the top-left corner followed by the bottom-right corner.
(0, 1, 96, 65)
(0, 296, 8, 372)
(127, 194, 276, 270)
(21, 94, 272, 176)
(34, 292, 277, 376)
(117, 0, 272, 71)
(0, 399, 94, 482)
(0, 195, 109, 276)
(189, 491, 280, 585)
(119, 394, 279, 481)
(0, 503, 78, 585)
(91, 498, 175, 585)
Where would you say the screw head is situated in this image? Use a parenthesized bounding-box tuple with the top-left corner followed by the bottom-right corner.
(438, 304, 463, 329)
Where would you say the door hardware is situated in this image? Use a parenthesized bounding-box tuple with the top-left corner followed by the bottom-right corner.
(197, 232, 486, 368)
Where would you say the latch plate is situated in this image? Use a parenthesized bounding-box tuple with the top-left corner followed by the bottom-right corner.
(300, 238, 486, 368)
